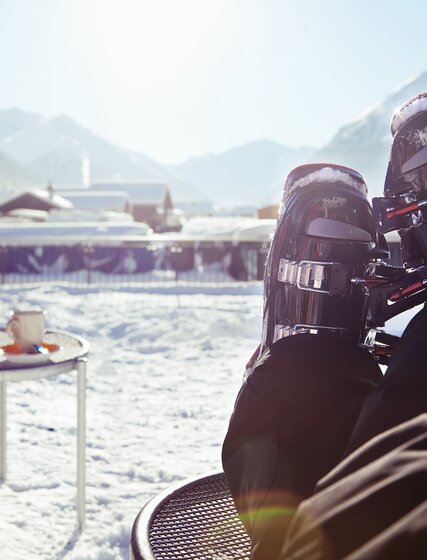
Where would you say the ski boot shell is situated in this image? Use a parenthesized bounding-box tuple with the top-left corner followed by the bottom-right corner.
(261, 163, 380, 352)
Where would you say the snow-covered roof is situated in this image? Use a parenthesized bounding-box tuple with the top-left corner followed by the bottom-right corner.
(0, 221, 151, 238)
(181, 217, 275, 242)
(391, 92, 427, 136)
(0, 188, 73, 210)
(58, 191, 129, 211)
(233, 221, 276, 242)
(91, 183, 170, 205)
(7, 208, 48, 221)
(47, 209, 135, 223)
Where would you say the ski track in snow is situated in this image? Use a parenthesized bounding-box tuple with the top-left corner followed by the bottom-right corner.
(0, 283, 417, 559)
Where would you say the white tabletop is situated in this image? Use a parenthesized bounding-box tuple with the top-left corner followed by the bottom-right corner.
(0, 330, 90, 381)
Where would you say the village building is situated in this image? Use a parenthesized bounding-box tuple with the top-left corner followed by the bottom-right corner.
(257, 204, 279, 220)
(0, 188, 73, 215)
(91, 182, 176, 232)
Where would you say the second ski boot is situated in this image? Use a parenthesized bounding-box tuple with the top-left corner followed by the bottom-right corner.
(371, 92, 427, 321)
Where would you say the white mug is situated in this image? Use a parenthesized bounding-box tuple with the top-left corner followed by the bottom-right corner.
(6, 309, 45, 352)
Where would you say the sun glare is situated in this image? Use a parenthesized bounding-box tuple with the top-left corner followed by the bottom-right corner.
(90, 0, 225, 91)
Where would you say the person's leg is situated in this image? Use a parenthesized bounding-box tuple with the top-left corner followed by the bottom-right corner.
(280, 414, 427, 560)
(345, 304, 427, 455)
(222, 334, 381, 560)
(277, 307, 427, 560)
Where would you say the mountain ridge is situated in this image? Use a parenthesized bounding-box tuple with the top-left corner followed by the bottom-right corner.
(0, 109, 209, 207)
(170, 139, 315, 207)
(310, 70, 427, 198)
(2, 71, 427, 208)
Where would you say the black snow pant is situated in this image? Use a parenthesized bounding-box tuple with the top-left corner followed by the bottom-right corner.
(222, 334, 383, 559)
(281, 413, 427, 560)
(222, 306, 427, 559)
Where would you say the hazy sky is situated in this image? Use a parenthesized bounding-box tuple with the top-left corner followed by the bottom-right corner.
(1, 0, 427, 163)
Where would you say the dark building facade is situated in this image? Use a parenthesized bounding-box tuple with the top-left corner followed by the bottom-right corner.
(92, 183, 174, 231)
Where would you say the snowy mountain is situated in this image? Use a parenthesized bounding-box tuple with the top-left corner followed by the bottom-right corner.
(311, 71, 427, 198)
(0, 109, 209, 208)
(0, 107, 41, 141)
(170, 140, 314, 207)
(0, 150, 35, 188)
(172, 72, 427, 205)
(2, 70, 427, 211)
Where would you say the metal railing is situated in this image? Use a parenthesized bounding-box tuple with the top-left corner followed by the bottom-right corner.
(0, 236, 271, 287)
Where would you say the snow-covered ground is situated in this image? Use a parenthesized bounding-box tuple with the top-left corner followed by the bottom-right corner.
(0, 282, 264, 560)
(0, 282, 418, 560)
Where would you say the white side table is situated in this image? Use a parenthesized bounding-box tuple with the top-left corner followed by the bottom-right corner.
(0, 330, 90, 530)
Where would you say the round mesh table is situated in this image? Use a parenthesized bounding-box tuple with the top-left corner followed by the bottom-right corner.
(0, 329, 89, 529)
(130, 472, 251, 560)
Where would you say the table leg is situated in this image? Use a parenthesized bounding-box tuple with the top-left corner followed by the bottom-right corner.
(76, 358, 87, 530)
(0, 381, 5, 481)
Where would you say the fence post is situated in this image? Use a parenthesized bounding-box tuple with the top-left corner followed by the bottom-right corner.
(81, 243, 94, 285)
(0, 245, 7, 286)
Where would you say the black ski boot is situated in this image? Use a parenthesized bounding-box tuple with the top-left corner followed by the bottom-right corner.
(260, 162, 384, 354)
(372, 92, 427, 322)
